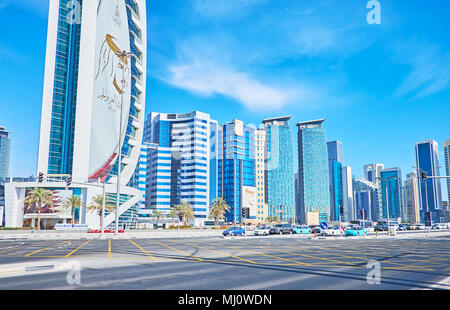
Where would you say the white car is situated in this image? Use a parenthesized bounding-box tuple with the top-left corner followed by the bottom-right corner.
(323, 227, 343, 236)
(254, 226, 271, 236)
(415, 224, 426, 230)
(432, 223, 447, 230)
(364, 226, 375, 232)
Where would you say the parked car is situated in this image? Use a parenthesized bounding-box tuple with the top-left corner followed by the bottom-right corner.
(293, 225, 312, 234)
(323, 226, 343, 236)
(415, 224, 426, 230)
(311, 227, 323, 235)
(345, 226, 365, 236)
(223, 226, 246, 236)
(269, 224, 294, 235)
(254, 226, 271, 236)
(398, 224, 408, 231)
(374, 224, 387, 231)
(406, 224, 416, 230)
(432, 223, 447, 230)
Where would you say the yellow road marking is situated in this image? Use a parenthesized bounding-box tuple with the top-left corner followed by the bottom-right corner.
(65, 240, 91, 258)
(281, 245, 434, 271)
(219, 244, 311, 266)
(147, 240, 203, 262)
(128, 239, 157, 260)
(24, 241, 67, 257)
(180, 242, 259, 265)
(108, 240, 112, 258)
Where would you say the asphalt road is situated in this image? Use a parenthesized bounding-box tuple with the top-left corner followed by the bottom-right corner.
(0, 235, 449, 290)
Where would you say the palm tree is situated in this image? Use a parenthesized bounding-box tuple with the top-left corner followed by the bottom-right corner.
(24, 188, 54, 230)
(175, 201, 195, 226)
(167, 208, 179, 228)
(86, 194, 115, 229)
(62, 195, 82, 225)
(154, 210, 164, 228)
(209, 197, 230, 226)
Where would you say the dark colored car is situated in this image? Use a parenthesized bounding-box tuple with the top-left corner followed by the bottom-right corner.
(374, 224, 388, 231)
(269, 224, 294, 235)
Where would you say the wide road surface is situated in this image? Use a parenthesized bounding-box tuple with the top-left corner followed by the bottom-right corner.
(0, 235, 449, 290)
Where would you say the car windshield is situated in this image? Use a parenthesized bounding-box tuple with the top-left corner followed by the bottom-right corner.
(275, 224, 283, 228)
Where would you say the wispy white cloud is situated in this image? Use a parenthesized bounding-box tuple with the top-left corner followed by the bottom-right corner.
(165, 60, 301, 111)
(393, 40, 450, 100)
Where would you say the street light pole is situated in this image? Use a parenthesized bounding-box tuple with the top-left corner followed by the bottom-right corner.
(114, 50, 134, 235)
(101, 179, 106, 238)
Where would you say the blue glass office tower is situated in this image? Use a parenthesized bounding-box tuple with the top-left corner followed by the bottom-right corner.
(218, 120, 256, 224)
(144, 111, 218, 226)
(0, 127, 11, 179)
(380, 168, 404, 220)
(297, 119, 330, 224)
(263, 117, 295, 223)
(353, 178, 379, 221)
(415, 140, 443, 223)
(327, 141, 343, 221)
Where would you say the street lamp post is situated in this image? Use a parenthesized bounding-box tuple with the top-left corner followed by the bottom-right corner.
(114, 50, 134, 235)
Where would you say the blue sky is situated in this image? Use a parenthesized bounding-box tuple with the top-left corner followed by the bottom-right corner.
(0, 0, 449, 197)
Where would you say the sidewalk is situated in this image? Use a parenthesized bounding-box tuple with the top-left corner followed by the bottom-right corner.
(0, 229, 223, 240)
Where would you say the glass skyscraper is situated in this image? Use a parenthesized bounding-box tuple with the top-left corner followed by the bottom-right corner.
(144, 111, 218, 226)
(0, 126, 11, 179)
(297, 119, 330, 224)
(218, 119, 256, 224)
(380, 168, 404, 221)
(353, 178, 378, 221)
(415, 140, 443, 223)
(444, 139, 450, 204)
(327, 141, 343, 221)
(263, 116, 295, 223)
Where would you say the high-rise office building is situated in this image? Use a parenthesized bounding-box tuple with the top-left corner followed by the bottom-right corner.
(404, 171, 420, 224)
(327, 141, 343, 221)
(363, 163, 384, 220)
(218, 120, 256, 224)
(263, 117, 295, 223)
(254, 128, 268, 224)
(0, 127, 11, 179)
(415, 140, 443, 223)
(353, 178, 378, 221)
(296, 119, 330, 224)
(38, 0, 147, 185)
(3, 0, 148, 230)
(380, 168, 404, 221)
(444, 139, 450, 204)
(364, 163, 384, 183)
(342, 166, 354, 222)
(144, 111, 218, 226)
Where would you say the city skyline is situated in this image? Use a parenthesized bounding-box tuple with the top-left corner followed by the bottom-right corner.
(0, 0, 449, 199)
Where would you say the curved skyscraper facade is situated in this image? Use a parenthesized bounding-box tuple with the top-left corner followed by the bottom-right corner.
(263, 117, 295, 223)
(37, 0, 147, 186)
(7, 0, 149, 229)
(296, 119, 330, 224)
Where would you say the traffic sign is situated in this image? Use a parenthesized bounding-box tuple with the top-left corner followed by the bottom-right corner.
(320, 222, 328, 230)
